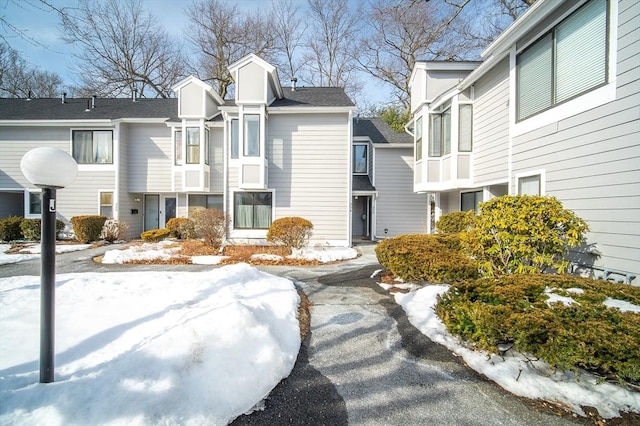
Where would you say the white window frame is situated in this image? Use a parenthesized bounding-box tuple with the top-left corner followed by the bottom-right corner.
(24, 189, 41, 218)
(243, 114, 260, 157)
(186, 127, 200, 164)
(353, 143, 369, 175)
(230, 118, 239, 160)
(233, 190, 273, 230)
(516, 170, 546, 195)
(512, 0, 617, 136)
(174, 129, 183, 166)
(99, 191, 114, 218)
(415, 116, 423, 161)
(71, 129, 114, 169)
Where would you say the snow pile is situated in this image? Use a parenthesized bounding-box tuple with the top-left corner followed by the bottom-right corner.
(395, 286, 640, 419)
(289, 246, 358, 262)
(102, 241, 181, 264)
(0, 264, 301, 425)
(18, 244, 92, 254)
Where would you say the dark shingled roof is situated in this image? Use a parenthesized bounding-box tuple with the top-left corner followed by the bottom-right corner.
(353, 117, 412, 144)
(353, 175, 376, 192)
(271, 87, 354, 107)
(0, 97, 178, 120)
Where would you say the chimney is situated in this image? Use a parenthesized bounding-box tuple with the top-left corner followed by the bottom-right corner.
(291, 77, 297, 91)
(91, 95, 96, 109)
(61, 92, 67, 104)
(132, 88, 138, 102)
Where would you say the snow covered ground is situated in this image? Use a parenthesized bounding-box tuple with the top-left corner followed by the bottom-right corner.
(0, 243, 91, 265)
(0, 264, 301, 425)
(394, 284, 640, 419)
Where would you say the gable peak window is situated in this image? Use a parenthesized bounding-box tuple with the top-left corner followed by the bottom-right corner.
(516, 0, 608, 121)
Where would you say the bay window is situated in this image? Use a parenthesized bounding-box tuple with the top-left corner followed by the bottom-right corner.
(459, 104, 473, 152)
(517, 0, 608, 121)
(415, 117, 423, 161)
(234, 192, 272, 229)
(174, 130, 182, 165)
(429, 108, 451, 157)
(72, 130, 113, 164)
(231, 119, 239, 159)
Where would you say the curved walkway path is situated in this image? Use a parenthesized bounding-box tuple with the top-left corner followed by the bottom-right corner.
(0, 243, 585, 425)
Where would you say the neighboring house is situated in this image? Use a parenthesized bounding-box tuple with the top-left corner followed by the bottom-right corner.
(352, 117, 428, 240)
(409, 0, 640, 280)
(0, 54, 355, 245)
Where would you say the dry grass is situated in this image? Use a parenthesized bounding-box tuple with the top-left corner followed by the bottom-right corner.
(179, 240, 221, 256)
(296, 288, 312, 340)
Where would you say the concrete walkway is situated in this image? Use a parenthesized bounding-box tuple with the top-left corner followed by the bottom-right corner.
(233, 244, 584, 425)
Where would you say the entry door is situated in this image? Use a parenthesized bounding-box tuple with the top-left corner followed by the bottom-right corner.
(163, 196, 176, 227)
(144, 194, 159, 231)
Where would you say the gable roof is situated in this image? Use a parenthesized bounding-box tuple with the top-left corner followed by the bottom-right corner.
(172, 75, 224, 105)
(228, 53, 284, 100)
(353, 117, 412, 144)
(0, 98, 177, 121)
(270, 87, 355, 108)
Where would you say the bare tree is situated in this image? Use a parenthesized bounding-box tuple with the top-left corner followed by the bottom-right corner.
(186, 0, 275, 99)
(303, 0, 362, 96)
(269, 0, 306, 84)
(0, 42, 62, 97)
(357, 0, 476, 108)
(58, 0, 186, 98)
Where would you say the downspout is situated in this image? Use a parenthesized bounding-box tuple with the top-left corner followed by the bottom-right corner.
(508, 45, 516, 194)
(113, 122, 120, 220)
(222, 111, 230, 243)
(347, 110, 353, 247)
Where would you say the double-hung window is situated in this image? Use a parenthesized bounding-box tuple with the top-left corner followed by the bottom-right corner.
(353, 144, 368, 174)
(244, 115, 260, 157)
(517, 0, 608, 121)
(186, 127, 200, 164)
(100, 192, 113, 218)
(518, 174, 541, 195)
(428, 109, 451, 157)
(29, 191, 41, 215)
(72, 130, 113, 164)
(234, 192, 272, 229)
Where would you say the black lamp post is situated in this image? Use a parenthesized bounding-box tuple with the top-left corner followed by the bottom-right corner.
(20, 147, 78, 383)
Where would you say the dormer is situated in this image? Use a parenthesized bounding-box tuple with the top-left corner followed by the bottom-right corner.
(172, 76, 224, 119)
(228, 54, 284, 105)
(409, 62, 480, 114)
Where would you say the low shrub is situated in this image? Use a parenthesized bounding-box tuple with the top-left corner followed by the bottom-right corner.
(19, 218, 65, 241)
(436, 274, 640, 385)
(166, 217, 196, 240)
(436, 211, 475, 234)
(100, 219, 129, 242)
(193, 209, 228, 248)
(0, 216, 24, 241)
(71, 215, 108, 243)
(140, 228, 171, 242)
(375, 234, 479, 283)
(267, 217, 313, 250)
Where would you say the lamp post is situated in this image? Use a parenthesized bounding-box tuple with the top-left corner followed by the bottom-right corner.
(20, 147, 78, 383)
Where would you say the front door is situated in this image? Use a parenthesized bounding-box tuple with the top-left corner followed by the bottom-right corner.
(163, 196, 176, 227)
(144, 194, 159, 231)
(352, 196, 370, 239)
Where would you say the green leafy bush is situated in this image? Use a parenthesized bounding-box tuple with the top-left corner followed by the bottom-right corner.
(375, 234, 479, 283)
(0, 216, 24, 241)
(71, 215, 108, 243)
(19, 218, 65, 241)
(436, 274, 640, 385)
(140, 228, 170, 242)
(267, 217, 313, 250)
(100, 219, 129, 243)
(461, 195, 589, 277)
(166, 217, 196, 240)
(436, 211, 475, 234)
(193, 209, 228, 248)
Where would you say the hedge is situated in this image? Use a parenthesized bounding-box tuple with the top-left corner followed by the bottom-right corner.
(71, 215, 108, 243)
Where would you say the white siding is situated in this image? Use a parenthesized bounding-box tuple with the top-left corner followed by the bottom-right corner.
(374, 147, 428, 237)
(511, 3, 640, 277)
(266, 113, 350, 244)
(237, 62, 266, 103)
(472, 57, 510, 184)
(127, 124, 172, 192)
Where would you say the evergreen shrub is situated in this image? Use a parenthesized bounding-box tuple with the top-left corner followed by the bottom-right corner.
(436, 211, 475, 234)
(19, 218, 65, 241)
(0, 216, 24, 241)
(436, 274, 640, 385)
(375, 234, 479, 283)
(140, 228, 171, 242)
(267, 217, 313, 250)
(71, 215, 108, 243)
(166, 217, 196, 240)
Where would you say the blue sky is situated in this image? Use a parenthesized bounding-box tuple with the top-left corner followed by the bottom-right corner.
(1, 0, 393, 105)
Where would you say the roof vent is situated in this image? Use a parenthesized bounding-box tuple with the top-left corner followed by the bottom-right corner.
(61, 92, 67, 104)
(27, 90, 32, 101)
(132, 88, 138, 102)
(291, 77, 297, 91)
(91, 95, 96, 109)
(85, 99, 91, 112)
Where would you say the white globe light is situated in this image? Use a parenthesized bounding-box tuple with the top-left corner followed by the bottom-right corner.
(20, 147, 78, 188)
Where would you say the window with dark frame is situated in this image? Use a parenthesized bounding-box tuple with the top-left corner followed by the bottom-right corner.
(234, 192, 272, 229)
(461, 190, 482, 214)
(353, 144, 368, 174)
